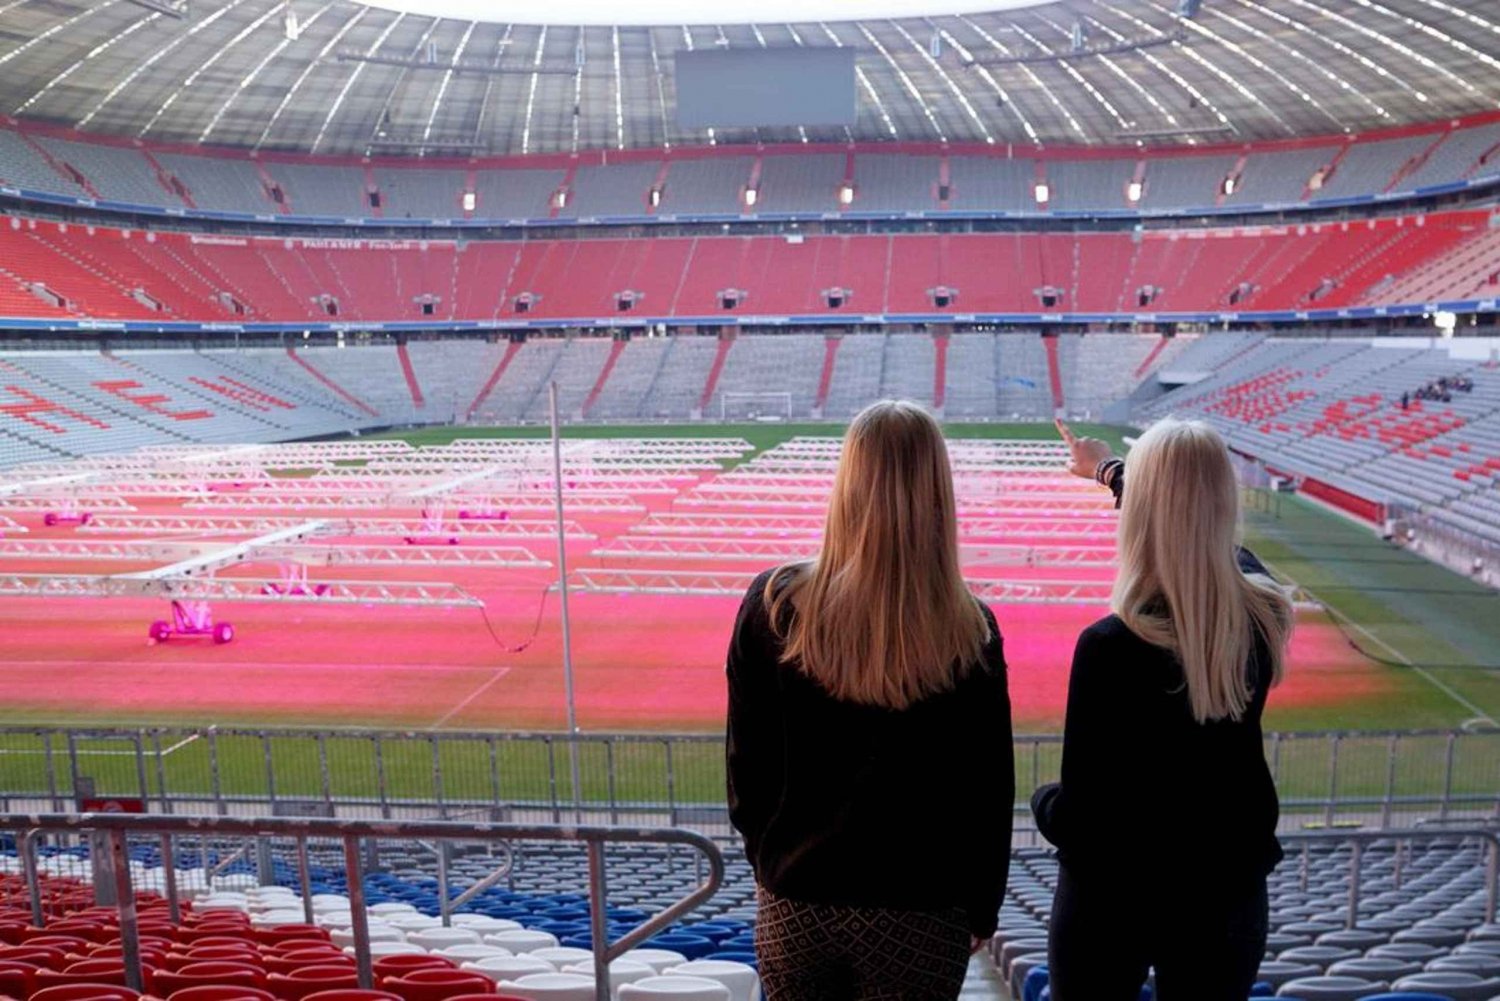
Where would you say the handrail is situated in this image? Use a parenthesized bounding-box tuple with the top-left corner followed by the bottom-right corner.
(0, 813, 725, 1001)
(1277, 826, 1500, 929)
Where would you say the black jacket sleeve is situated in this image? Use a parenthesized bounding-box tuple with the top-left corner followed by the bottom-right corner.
(725, 572, 781, 865)
(962, 608, 1013, 939)
(1030, 626, 1122, 855)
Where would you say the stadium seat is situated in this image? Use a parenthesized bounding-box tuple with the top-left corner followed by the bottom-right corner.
(166, 987, 278, 1001)
(267, 965, 362, 1001)
(0, 962, 35, 999)
(482, 933, 557, 955)
(372, 956, 453, 979)
(1390, 971, 1500, 998)
(1022, 964, 1049, 1001)
(35, 961, 156, 992)
(1275, 976, 1388, 999)
(458, 956, 553, 980)
(660, 961, 757, 1001)
(29, 985, 141, 1001)
(433, 947, 510, 963)
(153, 961, 268, 995)
(617, 976, 731, 1000)
(618, 953, 688, 977)
(381, 968, 495, 1001)
(492, 972, 597, 1000)
(560, 959, 654, 992)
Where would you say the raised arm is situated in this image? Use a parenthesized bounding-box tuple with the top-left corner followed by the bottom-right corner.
(1056, 419, 1124, 507)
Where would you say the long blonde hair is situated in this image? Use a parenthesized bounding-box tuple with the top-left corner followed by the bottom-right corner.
(1112, 418, 1292, 723)
(766, 400, 990, 709)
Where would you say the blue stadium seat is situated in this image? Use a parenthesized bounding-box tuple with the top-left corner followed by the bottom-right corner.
(1022, 964, 1048, 1001)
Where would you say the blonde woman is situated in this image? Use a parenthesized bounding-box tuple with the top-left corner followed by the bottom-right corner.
(1036, 419, 1293, 1000)
(726, 401, 1013, 1001)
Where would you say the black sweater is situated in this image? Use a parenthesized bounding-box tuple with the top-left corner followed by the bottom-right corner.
(1030, 548, 1284, 889)
(726, 568, 1014, 938)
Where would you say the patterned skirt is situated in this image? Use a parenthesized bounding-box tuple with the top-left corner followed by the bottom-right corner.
(754, 887, 971, 1001)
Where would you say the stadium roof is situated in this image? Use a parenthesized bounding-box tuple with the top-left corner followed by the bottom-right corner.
(1, 0, 1498, 157)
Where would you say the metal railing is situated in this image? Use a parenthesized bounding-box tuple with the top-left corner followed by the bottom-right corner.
(1, 725, 1497, 830)
(0, 812, 724, 1001)
(1277, 826, 1500, 929)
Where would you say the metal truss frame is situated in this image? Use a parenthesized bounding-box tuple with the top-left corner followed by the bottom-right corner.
(79, 513, 595, 540)
(566, 568, 1112, 603)
(0, 573, 480, 607)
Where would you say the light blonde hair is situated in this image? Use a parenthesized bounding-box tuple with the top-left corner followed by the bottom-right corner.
(766, 400, 990, 710)
(1112, 418, 1292, 723)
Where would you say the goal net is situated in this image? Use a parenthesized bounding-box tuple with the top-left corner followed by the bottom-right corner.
(719, 391, 793, 423)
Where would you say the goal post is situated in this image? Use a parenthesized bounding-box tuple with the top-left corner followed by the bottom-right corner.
(719, 391, 793, 423)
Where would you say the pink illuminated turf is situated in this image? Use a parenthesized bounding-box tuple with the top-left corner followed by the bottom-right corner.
(0, 472, 1390, 732)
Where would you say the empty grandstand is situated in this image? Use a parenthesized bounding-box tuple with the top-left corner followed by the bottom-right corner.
(4, 0, 1500, 998)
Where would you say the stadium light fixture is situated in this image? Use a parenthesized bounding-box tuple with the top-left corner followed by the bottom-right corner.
(1033, 182, 1050, 205)
(1435, 310, 1458, 337)
(462, 191, 476, 212)
(1126, 180, 1143, 202)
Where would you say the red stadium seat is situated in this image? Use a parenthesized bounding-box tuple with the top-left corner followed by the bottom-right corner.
(0, 960, 37, 998)
(152, 962, 268, 995)
(253, 928, 329, 948)
(23, 936, 93, 953)
(267, 966, 361, 1001)
(298, 992, 404, 1001)
(30, 985, 141, 1001)
(372, 957, 452, 980)
(263, 954, 350, 976)
(167, 988, 277, 1001)
(380, 969, 495, 1001)
(0, 946, 69, 971)
(169, 947, 264, 969)
(35, 960, 157, 992)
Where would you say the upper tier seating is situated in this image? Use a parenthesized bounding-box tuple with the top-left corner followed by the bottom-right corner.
(849, 155, 940, 213)
(33, 138, 180, 208)
(1223, 145, 1338, 206)
(1311, 135, 1437, 201)
(658, 158, 751, 215)
(374, 169, 467, 221)
(153, 154, 273, 215)
(0, 131, 86, 196)
(1045, 159, 1132, 213)
(5, 119, 1500, 220)
(262, 164, 369, 218)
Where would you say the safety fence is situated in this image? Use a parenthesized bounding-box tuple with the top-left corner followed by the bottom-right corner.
(0, 812, 724, 1001)
(0, 726, 1497, 832)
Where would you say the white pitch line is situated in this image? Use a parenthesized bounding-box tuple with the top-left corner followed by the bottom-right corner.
(1256, 554, 1496, 726)
(1330, 609, 1495, 726)
(431, 666, 513, 729)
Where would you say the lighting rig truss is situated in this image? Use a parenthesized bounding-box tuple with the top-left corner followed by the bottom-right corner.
(77, 513, 596, 541)
(0, 520, 489, 645)
(565, 569, 1115, 604)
